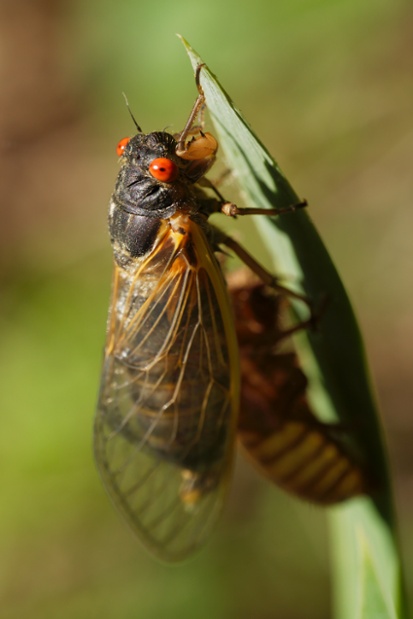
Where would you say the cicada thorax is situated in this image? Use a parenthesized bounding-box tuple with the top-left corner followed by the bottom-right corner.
(228, 272, 367, 505)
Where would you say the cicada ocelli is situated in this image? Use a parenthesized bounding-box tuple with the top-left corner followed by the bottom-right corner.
(94, 67, 365, 562)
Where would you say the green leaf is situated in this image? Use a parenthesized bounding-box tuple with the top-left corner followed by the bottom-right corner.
(180, 36, 408, 619)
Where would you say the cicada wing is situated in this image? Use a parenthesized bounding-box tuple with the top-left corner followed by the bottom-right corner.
(94, 398, 228, 561)
(95, 224, 239, 561)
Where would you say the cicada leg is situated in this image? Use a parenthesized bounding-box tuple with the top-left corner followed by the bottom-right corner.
(220, 200, 308, 218)
(218, 231, 314, 315)
(175, 66, 207, 154)
(201, 175, 308, 217)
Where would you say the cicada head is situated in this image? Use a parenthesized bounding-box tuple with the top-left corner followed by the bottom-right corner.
(112, 129, 218, 222)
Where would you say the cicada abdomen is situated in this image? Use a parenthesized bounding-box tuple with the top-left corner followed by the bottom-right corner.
(229, 272, 367, 505)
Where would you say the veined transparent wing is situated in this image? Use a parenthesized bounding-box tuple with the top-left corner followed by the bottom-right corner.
(95, 218, 239, 562)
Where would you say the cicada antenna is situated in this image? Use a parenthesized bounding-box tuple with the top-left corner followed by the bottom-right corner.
(122, 92, 142, 133)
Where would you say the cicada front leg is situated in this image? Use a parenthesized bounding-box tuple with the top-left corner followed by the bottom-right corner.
(175, 64, 207, 155)
(173, 71, 218, 181)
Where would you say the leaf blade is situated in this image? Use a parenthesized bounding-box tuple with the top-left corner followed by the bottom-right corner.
(180, 36, 408, 619)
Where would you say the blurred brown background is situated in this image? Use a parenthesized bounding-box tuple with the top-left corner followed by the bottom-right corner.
(1, 1, 412, 618)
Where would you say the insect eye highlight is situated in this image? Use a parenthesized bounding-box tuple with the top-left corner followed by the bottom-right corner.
(116, 137, 131, 157)
(149, 157, 179, 183)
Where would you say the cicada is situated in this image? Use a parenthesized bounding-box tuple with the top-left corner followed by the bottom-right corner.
(228, 270, 367, 505)
(95, 67, 366, 562)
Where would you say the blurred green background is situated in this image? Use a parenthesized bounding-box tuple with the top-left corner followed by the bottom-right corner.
(1, 0, 412, 617)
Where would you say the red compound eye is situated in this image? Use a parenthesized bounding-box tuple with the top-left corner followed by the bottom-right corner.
(149, 157, 179, 182)
(116, 137, 131, 157)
